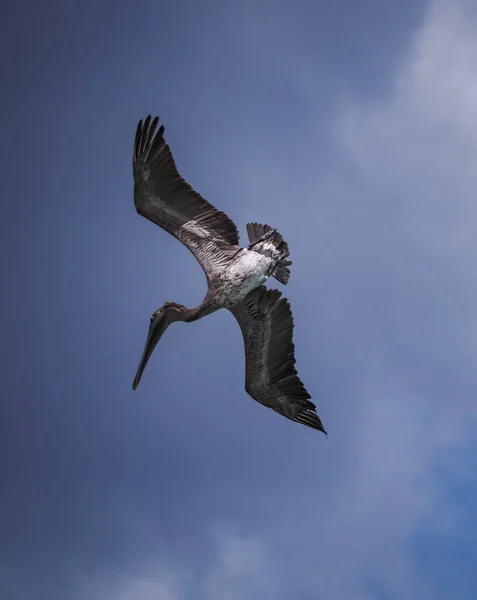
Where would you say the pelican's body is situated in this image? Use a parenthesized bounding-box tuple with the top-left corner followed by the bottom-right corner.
(131, 115, 326, 434)
(210, 249, 273, 308)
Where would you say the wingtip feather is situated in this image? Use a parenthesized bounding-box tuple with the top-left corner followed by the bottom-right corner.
(134, 114, 162, 161)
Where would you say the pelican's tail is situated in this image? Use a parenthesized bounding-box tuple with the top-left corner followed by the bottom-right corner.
(246, 222, 292, 285)
(273, 259, 293, 285)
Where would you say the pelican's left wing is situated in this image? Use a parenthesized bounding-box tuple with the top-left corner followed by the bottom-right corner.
(229, 286, 326, 433)
(133, 116, 240, 277)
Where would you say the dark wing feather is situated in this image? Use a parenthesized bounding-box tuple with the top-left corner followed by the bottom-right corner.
(133, 116, 240, 276)
(229, 287, 326, 434)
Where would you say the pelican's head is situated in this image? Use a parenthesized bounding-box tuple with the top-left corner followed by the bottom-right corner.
(132, 301, 188, 390)
(155, 301, 187, 316)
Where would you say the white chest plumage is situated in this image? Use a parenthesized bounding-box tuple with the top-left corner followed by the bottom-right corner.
(218, 249, 273, 306)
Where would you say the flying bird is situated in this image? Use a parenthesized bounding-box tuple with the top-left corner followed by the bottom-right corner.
(131, 115, 326, 434)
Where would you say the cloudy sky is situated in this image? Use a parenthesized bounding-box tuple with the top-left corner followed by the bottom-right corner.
(2, 0, 477, 598)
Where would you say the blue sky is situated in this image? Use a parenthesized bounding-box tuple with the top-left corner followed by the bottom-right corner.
(2, 0, 477, 598)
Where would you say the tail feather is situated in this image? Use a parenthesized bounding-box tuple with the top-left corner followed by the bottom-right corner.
(246, 223, 274, 245)
(273, 260, 292, 285)
(246, 222, 292, 285)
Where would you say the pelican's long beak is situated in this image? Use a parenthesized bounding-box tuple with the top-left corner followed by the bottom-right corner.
(132, 310, 170, 390)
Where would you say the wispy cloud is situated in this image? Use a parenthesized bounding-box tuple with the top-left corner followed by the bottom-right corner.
(78, 529, 274, 600)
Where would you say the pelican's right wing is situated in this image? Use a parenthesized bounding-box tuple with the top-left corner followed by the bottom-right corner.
(229, 286, 326, 433)
(133, 116, 240, 276)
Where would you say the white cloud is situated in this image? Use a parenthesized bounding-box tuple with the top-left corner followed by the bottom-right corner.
(79, 530, 273, 600)
(79, 570, 182, 600)
(204, 527, 275, 600)
(336, 0, 477, 271)
(114, 577, 181, 600)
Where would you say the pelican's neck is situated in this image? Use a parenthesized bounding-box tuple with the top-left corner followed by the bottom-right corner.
(183, 299, 215, 322)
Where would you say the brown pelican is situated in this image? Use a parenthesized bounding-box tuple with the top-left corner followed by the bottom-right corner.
(132, 115, 326, 434)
